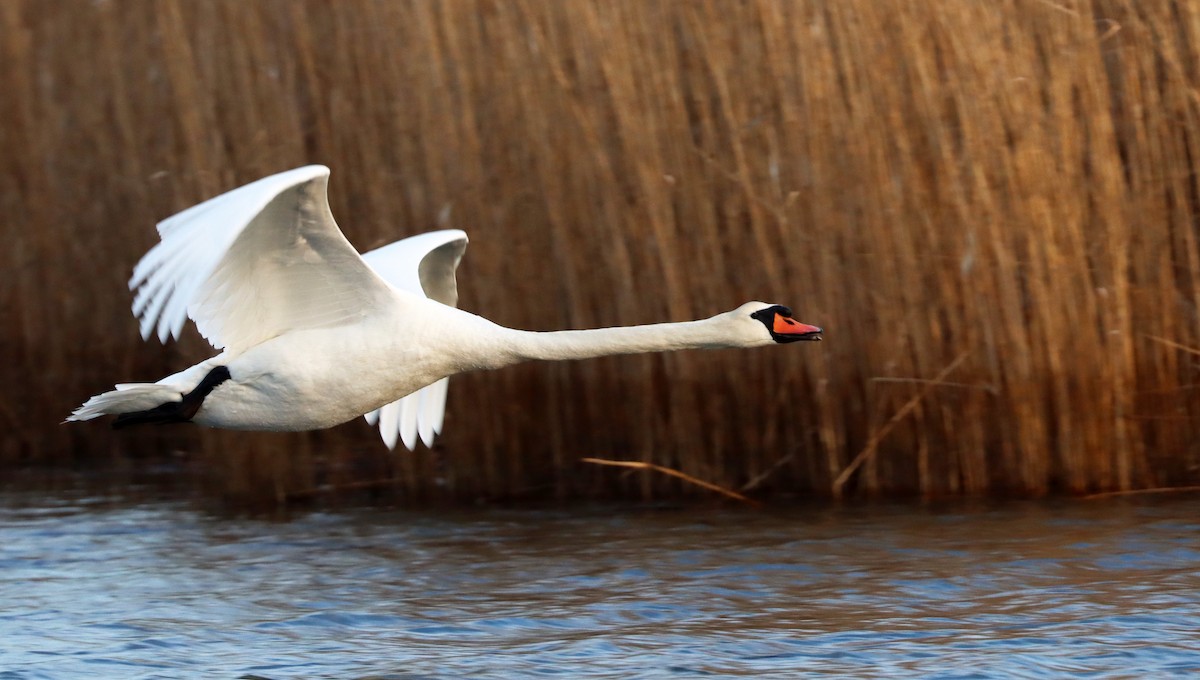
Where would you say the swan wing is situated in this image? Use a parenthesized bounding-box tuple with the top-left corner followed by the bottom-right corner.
(360, 229, 468, 306)
(360, 230, 468, 449)
(129, 165, 395, 354)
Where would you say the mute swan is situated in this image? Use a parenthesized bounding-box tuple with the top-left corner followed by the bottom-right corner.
(68, 166, 822, 449)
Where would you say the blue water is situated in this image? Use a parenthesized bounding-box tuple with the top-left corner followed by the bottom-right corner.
(1, 493, 1199, 678)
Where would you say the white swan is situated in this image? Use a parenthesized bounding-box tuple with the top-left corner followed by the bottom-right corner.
(68, 166, 822, 449)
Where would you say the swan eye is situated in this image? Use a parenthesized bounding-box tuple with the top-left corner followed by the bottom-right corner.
(749, 305, 791, 323)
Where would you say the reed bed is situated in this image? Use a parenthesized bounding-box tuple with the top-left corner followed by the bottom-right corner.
(3, 0, 1200, 506)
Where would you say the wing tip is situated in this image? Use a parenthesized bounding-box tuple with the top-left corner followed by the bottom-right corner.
(292, 164, 331, 180)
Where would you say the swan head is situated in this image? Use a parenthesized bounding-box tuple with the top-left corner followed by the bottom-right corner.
(729, 302, 822, 346)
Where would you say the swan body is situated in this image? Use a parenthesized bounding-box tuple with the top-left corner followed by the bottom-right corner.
(68, 166, 822, 449)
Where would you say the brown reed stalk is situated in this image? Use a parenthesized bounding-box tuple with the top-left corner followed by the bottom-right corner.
(581, 457, 761, 507)
(833, 352, 970, 499)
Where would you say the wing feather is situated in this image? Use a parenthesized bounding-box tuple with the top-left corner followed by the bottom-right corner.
(399, 393, 419, 451)
(128, 165, 396, 354)
(417, 377, 448, 445)
(379, 397, 401, 450)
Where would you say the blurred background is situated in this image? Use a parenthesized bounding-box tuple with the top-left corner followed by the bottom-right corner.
(4, 0, 1200, 507)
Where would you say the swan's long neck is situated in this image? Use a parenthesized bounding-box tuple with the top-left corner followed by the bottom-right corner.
(497, 317, 733, 364)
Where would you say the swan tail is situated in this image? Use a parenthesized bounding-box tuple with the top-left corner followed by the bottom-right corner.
(66, 366, 232, 429)
(66, 384, 184, 424)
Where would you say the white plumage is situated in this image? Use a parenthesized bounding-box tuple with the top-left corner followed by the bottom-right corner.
(69, 166, 822, 449)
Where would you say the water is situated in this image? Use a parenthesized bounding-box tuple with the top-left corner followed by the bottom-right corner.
(2, 492, 1199, 679)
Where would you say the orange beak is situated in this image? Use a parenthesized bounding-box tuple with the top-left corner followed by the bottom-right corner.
(773, 313, 822, 341)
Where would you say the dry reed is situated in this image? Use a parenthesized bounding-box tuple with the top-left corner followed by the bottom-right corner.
(3, 1, 1200, 506)
(582, 457, 761, 507)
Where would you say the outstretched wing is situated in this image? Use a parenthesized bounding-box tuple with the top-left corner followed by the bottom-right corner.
(361, 230, 468, 450)
(129, 165, 396, 354)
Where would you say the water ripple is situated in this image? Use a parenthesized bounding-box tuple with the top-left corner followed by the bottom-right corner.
(1, 497, 1200, 677)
